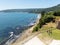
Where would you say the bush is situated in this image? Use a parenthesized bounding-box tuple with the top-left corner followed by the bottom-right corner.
(32, 26, 39, 32)
(33, 11, 55, 32)
(39, 12, 55, 28)
(53, 11, 60, 16)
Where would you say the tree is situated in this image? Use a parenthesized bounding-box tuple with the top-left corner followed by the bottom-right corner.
(53, 11, 60, 16)
(41, 11, 45, 16)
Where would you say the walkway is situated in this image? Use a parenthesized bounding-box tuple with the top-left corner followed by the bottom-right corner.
(22, 36, 45, 45)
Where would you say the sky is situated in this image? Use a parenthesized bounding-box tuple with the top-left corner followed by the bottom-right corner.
(0, 0, 60, 10)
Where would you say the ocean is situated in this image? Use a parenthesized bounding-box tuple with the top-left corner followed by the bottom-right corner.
(0, 12, 38, 44)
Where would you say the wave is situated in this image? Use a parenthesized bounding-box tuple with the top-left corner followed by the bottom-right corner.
(5, 32, 19, 45)
(37, 14, 41, 19)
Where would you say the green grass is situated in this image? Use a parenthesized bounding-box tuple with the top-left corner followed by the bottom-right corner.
(38, 32, 51, 39)
(39, 27, 60, 40)
(52, 29, 60, 40)
(55, 16, 60, 19)
(38, 30, 52, 45)
(56, 16, 60, 18)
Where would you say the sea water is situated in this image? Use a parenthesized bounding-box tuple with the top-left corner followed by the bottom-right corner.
(0, 12, 38, 43)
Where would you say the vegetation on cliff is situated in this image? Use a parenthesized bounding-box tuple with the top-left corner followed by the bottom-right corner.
(33, 11, 60, 32)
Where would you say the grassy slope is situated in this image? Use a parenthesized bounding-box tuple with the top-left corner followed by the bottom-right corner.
(52, 29, 60, 40)
(38, 20, 60, 40)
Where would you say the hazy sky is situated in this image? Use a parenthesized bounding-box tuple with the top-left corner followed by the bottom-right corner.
(0, 0, 60, 10)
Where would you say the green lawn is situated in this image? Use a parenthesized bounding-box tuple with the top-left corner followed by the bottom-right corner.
(52, 29, 60, 40)
(39, 27, 60, 40)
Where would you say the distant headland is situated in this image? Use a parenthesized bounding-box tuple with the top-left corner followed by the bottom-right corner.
(0, 4, 60, 13)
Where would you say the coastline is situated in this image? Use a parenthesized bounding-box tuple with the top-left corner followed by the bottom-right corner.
(10, 14, 41, 45)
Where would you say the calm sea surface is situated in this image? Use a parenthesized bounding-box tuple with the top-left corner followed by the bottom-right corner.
(0, 12, 38, 42)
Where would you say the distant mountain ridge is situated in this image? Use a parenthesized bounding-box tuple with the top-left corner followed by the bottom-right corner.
(0, 4, 60, 13)
(44, 4, 60, 12)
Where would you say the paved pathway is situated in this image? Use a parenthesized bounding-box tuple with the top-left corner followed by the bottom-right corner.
(49, 40, 60, 45)
(23, 36, 45, 45)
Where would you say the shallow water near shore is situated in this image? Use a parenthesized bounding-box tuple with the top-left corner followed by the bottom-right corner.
(0, 12, 38, 43)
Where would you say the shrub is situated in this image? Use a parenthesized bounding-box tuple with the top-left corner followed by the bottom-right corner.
(53, 11, 60, 16)
(32, 26, 39, 32)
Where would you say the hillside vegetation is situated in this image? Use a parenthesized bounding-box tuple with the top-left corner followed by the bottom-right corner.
(33, 10, 60, 40)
